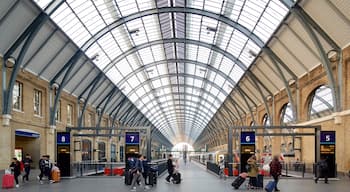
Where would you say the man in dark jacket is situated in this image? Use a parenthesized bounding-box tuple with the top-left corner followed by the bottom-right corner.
(315, 156, 329, 184)
(10, 157, 21, 188)
(22, 154, 33, 182)
(269, 155, 282, 191)
(165, 154, 175, 183)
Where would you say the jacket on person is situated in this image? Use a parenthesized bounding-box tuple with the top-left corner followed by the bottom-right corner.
(247, 158, 258, 177)
(167, 158, 174, 172)
(269, 159, 282, 176)
(10, 161, 21, 175)
(133, 159, 144, 173)
(23, 157, 33, 168)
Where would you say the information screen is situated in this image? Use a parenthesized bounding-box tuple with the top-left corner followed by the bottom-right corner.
(241, 131, 255, 144)
(57, 132, 70, 145)
(320, 131, 335, 144)
(125, 132, 140, 145)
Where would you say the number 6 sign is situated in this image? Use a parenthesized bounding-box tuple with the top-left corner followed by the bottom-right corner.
(241, 131, 255, 144)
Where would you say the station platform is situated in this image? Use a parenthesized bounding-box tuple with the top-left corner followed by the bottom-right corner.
(1, 161, 348, 192)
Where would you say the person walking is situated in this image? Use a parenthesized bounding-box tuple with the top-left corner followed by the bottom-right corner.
(247, 155, 259, 189)
(22, 154, 33, 182)
(218, 156, 226, 179)
(130, 155, 149, 191)
(10, 157, 21, 188)
(269, 155, 282, 191)
(165, 154, 175, 183)
(315, 156, 329, 184)
(37, 155, 53, 184)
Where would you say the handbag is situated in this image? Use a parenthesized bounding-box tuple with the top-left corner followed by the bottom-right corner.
(5, 168, 11, 174)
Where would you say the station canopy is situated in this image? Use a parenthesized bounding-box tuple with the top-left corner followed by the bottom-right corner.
(31, 0, 291, 144)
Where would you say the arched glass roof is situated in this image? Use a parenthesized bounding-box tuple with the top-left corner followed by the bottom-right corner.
(34, 0, 289, 143)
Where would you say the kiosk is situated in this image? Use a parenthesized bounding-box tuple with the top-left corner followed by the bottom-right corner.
(125, 132, 140, 170)
(240, 131, 255, 173)
(319, 131, 336, 178)
(57, 132, 71, 176)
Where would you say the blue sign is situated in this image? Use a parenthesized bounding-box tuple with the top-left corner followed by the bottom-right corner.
(241, 131, 255, 144)
(320, 131, 335, 144)
(15, 130, 40, 138)
(125, 132, 140, 145)
(57, 132, 70, 145)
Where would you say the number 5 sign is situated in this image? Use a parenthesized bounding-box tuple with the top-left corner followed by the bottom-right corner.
(241, 131, 255, 144)
(320, 131, 335, 144)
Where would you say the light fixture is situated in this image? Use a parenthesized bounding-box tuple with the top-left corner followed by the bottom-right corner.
(248, 50, 258, 58)
(129, 29, 140, 36)
(91, 53, 99, 61)
(79, 97, 85, 103)
(5, 56, 16, 68)
(206, 26, 217, 34)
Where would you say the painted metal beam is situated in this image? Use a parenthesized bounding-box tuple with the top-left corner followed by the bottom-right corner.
(81, 7, 264, 51)
(3, 12, 49, 115)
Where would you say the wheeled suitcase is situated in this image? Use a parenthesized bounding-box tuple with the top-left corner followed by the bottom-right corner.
(51, 169, 61, 183)
(172, 172, 181, 184)
(147, 171, 157, 186)
(264, 181, 276, 192)
(124, 170, 133, 185)
(2, 174, 14, 189)
(256, 174, 263, 188)
(231, 176, 245, 189)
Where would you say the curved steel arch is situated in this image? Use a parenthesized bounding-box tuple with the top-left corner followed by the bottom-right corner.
(138, 84, 223, 112)
(145, 99, 216, 121)
(118, 58, 237, 88)
(150, 104, 212, 123)
(81, 7, 264, 51)
(127, 72, 229, 98)
(152, 107, 211, 124)
(155, 115, 208, 131)
(102, 38, 248, 74)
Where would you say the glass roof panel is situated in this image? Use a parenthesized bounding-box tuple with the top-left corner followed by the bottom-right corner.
(34, 0, 290, 144)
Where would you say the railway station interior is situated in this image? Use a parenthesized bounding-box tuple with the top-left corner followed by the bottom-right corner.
(0, 0, 350, 191)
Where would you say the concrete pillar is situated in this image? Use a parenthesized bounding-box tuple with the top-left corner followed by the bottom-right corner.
(0, 115, 14, 169)
(46, 127, 56, 161)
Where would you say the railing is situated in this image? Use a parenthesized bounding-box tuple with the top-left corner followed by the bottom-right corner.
(72, 159, 168, 177)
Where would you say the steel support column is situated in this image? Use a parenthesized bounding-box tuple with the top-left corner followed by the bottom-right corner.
(228, 126, 233, 176)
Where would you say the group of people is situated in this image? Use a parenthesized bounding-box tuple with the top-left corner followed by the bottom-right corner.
(9, 154, 33, 188)
(127, 155, 152, 192)
(223, 154, 332, 191)
(8, 154, 55, 188)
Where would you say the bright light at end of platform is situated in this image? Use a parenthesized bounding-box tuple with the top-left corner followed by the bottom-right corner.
(172, 142, 194, 152)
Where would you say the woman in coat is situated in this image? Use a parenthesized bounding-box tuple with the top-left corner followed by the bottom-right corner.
(247, 155, 259, 188)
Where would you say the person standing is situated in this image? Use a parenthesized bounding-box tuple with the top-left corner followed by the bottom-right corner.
(218, 156, 225, 179)
(130, 155, 149, 191)
(315, 156, 329, 184)
(269, 155, 282, 191)
(10, 157, 21, 188)
(247, 155, 259, 189)
(165, 154, 175, 183)
(22, 154, 33, 182)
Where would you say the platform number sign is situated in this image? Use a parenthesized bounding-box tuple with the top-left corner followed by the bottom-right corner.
(125, 132, 140, 145)
(57, 132, 70, 145)
(241, 131, 255, 144)
(320, 131, 335, 144)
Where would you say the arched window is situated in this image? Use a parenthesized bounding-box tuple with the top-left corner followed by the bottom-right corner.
(279, 103, 295, 153)
(309, 85, 334, 120)
(98, 142, 106, 161)
(262, 114, 272, 153)
(82, 139, 92, 161)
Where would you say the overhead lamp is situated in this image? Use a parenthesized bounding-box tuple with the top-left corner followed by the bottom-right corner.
(129, 29, 140, 36)
(206, 26, 217, 34)
(91, 53, 99, 61)
(248, 49, 258, 58)
(5, 56, 16, 68)
(79, 97, 85, 103)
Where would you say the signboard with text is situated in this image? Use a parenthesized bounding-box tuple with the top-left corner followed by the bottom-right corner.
(125, 132, 140, 145)
(57, 132, 70, 145)
(241, 131, 255, 145)
(320, 131, 335, 144)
